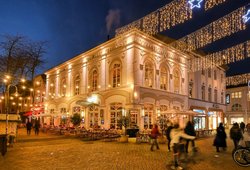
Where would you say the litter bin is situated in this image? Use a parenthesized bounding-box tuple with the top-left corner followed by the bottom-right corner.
(0, 134, 7, 156)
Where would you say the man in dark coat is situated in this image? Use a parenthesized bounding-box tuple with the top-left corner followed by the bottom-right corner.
(240, 122, 246, 133)
(26, 121, 32, 135)
(165, 122, 173, 152)
(230, 123, 243, 149)
(184, 121, 196, 153)
(213, 123, 227, 152)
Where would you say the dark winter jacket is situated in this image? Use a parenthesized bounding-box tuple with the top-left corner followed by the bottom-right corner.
(230, 125, 243, 140)
(213, 124, 227, 147)
(184, 121, 196, 137)
(165, 126, 173, 140)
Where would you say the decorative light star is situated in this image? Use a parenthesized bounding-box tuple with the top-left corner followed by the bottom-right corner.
(188, 0, 203, 9)
(243, 9, 250, 23)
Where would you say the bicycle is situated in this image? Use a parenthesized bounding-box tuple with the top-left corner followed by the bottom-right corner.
(232, 146, 250, 167)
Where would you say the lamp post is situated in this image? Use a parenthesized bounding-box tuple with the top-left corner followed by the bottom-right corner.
(5, 84, 18, 135)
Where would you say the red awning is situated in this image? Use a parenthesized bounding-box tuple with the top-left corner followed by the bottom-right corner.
(23, 111, 33, 116)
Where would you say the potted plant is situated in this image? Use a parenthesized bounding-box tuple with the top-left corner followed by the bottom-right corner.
(117, 115, 130, 142)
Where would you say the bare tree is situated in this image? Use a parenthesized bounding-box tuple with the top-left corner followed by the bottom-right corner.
(0, 34, 47, 81)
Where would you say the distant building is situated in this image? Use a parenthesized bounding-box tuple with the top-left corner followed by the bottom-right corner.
(225, 73, 250, 125)
(44, 29, 226, 130)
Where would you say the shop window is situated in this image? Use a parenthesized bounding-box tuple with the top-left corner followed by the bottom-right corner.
(144, 104, 153, 129)
(160, 67, 168, 90)
(110, 103, 123, 129)
(232, 103, 242, 111)
(74, 75, 80, 95)
(144, 61, 154, 88)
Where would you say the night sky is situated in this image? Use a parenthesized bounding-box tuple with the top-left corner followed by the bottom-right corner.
(0, 0, 249, 76)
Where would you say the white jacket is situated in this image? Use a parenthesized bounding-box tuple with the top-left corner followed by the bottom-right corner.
(170, 128, 195, 147)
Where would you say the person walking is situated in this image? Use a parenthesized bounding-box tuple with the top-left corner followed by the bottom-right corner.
(213, 123, 227, 153)
(184, 121, 196, 153)
(170, 123, 196, 170)
(34, 120, 40, 135)
(239, 123, 250, 147)
(240, 122, 246, 133)
(150, 124, 160, 151)
(230, 123, 243, 149)
(165, 122, 173, 152)
(26, 121, 32, 135)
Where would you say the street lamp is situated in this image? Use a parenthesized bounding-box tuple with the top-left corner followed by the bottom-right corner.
(5, 84, 18, 135)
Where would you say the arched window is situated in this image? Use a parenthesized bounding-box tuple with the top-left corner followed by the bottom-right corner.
(92, 70, 98, 91)
(74, 75, 80, 95)
(214, 88, 218, 103)
(232, 104, 242, 111)
(208, 87, 212, 102)
(160, 67, 168, 90)
(173, 69, 180, 93)
(144, 61, 154, 88)
(112, 63, 121, 87)
(60, 78, 66, 97)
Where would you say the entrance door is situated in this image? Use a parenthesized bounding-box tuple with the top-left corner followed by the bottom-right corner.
(88, 105, 99, 128)
(144, 104, 153, 129)
(110, 103, 123, 129)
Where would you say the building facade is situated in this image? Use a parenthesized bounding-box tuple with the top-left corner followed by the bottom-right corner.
(226, 74, 250, 126)
(44, 30, 226, 130)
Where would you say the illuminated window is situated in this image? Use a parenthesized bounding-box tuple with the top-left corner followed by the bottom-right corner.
(74, 75, 80, 95)
(160, 67, 168, 90)
(49, 80, 55, 98)
(144, 61, 154, 88)
(173, 69, 180, 93)
(112, 63, 121, 88)
(232, 93, 235, 98)
(238, 92, 242, 98)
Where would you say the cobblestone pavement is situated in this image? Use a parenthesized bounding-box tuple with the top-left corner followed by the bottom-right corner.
(0, 129, 248, 170)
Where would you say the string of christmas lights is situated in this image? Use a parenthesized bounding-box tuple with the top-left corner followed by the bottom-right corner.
(172, 6, 246, 52)
(226, 73, 250, 86)
(189, 39, 250, 72)
(205, 0, 227, 11)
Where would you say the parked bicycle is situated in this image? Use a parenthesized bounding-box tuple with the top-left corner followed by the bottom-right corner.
(232, 146, 250, 167)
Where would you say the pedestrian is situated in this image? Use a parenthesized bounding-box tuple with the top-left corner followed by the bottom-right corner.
(150, 124, 160, 151)
(170, 123, 195, 170)
(34, 120, 40, 135)
(26, 121, 32, 135)
(213, 123, 227, 153)
(165, 122, 173, 152)
(229, 123, 243, 149)
(184, 121, 196, 153)
(239, 123, 250, 147)
(240, 122, 246, 133)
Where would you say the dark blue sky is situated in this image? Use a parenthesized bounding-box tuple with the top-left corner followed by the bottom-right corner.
(0, 0, 249, 76)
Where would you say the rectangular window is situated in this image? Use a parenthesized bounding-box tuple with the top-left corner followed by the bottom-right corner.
(232, 93, 235, 98)
(214, 70, 217, 80)
(239, 92, 242, 98)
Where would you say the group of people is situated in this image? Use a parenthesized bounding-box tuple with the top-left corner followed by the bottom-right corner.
(26, 120, 41, 135)
(150, 121, 196, 170)
(150, 120, 250, 170)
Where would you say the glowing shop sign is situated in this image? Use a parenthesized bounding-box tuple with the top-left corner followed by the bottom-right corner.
(243, 9, 250, 23)
(188, 0, 203, 9)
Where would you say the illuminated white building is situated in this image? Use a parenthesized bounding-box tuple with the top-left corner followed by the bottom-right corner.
(225, 74, 250, 125)
(44, 29, 226, 130)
